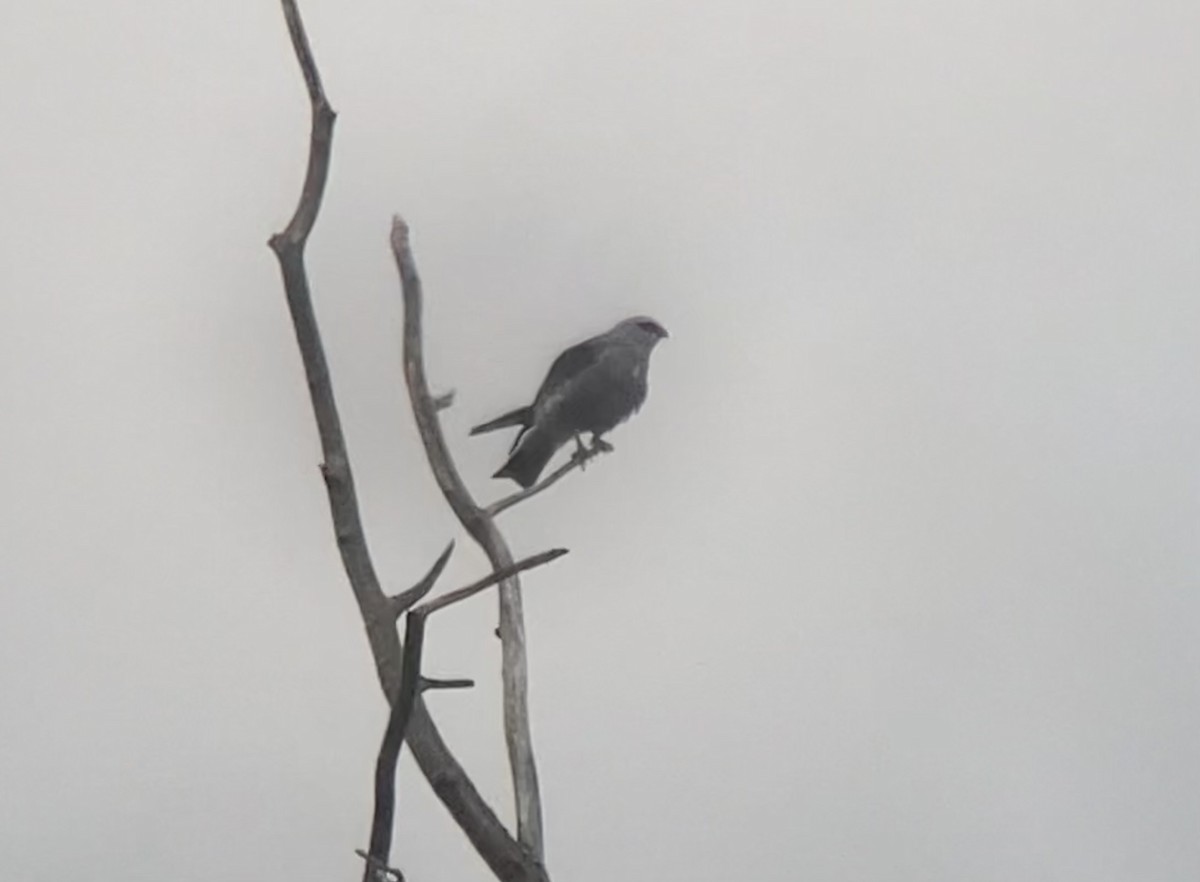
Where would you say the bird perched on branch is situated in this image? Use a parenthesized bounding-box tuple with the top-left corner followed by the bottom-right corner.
(471, 316, 669, 489)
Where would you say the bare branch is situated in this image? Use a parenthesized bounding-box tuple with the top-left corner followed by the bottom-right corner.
(433, 390, 456, 411)
(389, 540, 455, 618)
(487, 440, 611, 517)
(367, 546, 559, 882)
(269, 0, 396, 685)
(390, 217, 482, 527)
(420, 676, 475, 691)
(367, 546, 561, 880)
(419, 549, 569, 617)
(392, 216, 546, 860)
(270, 6, 547, 881)
(407, 703, 547, 882)
(269, 0, 334, 252)
(364, 611, 427, 882)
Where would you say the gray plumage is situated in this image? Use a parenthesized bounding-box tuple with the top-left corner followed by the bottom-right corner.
(471, 316, 669, 488)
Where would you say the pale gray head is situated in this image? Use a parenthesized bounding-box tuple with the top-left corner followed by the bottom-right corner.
(611, 315, 669, 349)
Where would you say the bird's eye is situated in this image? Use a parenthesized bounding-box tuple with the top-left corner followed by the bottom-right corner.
(638, 320, 664, 336)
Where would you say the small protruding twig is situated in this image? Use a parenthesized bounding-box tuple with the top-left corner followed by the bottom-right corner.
(417, 548, 568, 617)
(487, 439, 613, 517)
(432, 390, 455, 411)
(389, 541, 455, 618)
(419, 676, 475, 692)
(355, 849, 405, 882)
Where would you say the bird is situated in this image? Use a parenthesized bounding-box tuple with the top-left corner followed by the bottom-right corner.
(470, 316, 669, 489)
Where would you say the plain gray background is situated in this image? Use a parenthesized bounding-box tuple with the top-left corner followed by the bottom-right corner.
(2, 1, 1198, 880)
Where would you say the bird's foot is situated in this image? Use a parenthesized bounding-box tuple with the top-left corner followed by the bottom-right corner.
(572, 435, 590, 469)
(571, 435, 613, 470)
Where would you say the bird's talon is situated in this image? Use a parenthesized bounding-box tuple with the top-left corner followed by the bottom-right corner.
(572, 435, 589, 469)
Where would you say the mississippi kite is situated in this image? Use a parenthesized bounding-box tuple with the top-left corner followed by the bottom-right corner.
(470, 316, 669, 488)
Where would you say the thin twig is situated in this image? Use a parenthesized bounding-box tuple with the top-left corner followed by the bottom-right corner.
(420, 676, 475, 691)
(270, 0, 334, 251)
(392, 216, 546, 860)
(418, 549, 568, 617)
(269, 5, 546, 881)
(389, 540, 455, 618)
(487, 441, 611, 517)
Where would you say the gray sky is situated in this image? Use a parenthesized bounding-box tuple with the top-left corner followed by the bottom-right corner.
(3, 1, 1198, 880)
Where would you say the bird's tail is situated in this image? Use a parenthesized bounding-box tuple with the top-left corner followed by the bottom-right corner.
(469, 406, 532, 436)
(494, 429, 560, 489)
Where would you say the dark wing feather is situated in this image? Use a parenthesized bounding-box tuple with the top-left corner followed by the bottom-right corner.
(533, 337, 605, 410)
(493, 337, 604, 454)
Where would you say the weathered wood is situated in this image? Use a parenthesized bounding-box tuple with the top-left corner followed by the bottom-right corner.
(269, 3, 549, 879)
(392, 217, 546, 860)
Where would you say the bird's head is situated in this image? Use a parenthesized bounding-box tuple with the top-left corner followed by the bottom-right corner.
(616, 315, 669, 348)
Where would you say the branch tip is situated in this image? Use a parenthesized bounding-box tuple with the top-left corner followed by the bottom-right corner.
(390, 215, 410, 252)
(390, 540, 456, 617)
(416, 547, 570, 617)
(392, 196, 546, 853)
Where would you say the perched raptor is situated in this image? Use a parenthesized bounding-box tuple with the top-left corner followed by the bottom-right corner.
(470, 316, 669, 488)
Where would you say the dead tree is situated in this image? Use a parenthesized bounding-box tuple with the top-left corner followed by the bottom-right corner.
(267, 2, 607, 879)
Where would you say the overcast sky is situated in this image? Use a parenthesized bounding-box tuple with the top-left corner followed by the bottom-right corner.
(3, 1, 1199, 880)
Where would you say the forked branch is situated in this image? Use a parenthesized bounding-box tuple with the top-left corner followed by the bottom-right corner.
(392, 217, 547, 860)
(420, 548, 568, 616)
(269, 3, 547, 881)
(389, 540, 455, 616)
(365, 550, 566, 882)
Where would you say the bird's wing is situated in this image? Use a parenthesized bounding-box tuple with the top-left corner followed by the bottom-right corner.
(533, 336, 605, 411)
